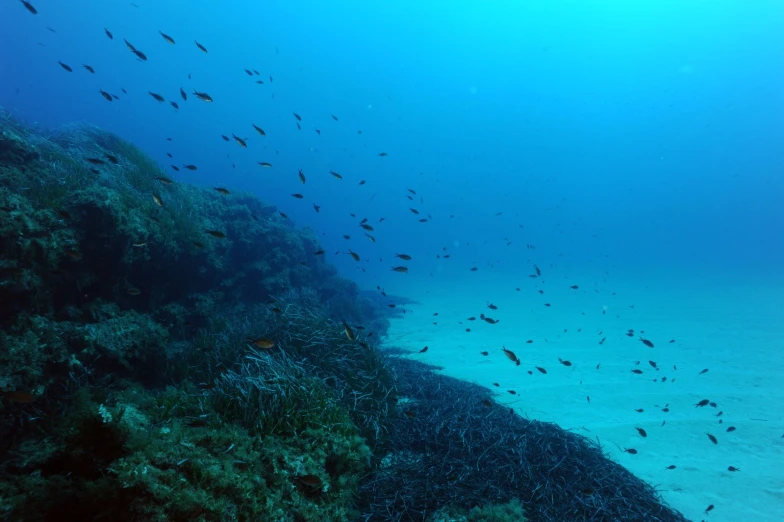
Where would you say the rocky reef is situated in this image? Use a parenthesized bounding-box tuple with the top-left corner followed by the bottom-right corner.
(0, 109, 393, 521)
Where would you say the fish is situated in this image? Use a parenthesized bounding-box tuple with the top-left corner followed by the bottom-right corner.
(4, 390, 36, 403)
(99, 90, 113, 101)
(631, 369, 643, 374)
(665, 465, 676, 470)
(359, 223, 373, 231)
(487, 303, 498, 310)
(293, 112, 302, 121)
(252, 124, 266, 137)
(159, 31, 175, 44)
(257, 162, 272, 168)
(639, 337, 654, 348)
(623, 448, 638, 455)
(348, 250, 360, 262)
(182, 164, 198, 171)
(192, 241, 205, 249)
(85, 158, 106, 165)
(395, 253, 412, 260)
(535, 366, 547, 374)
(378, 152, 388, 157)
(193, 90, 213, 102)
(391, 266, 408, 273)
(502, 347, 519, 365)
(569, 285, 579, 290)
(180, 87, 187, 101)
(694, 399, 710, 407)
(291, 193, 304, 199)
(104, 28, 113, 39)
(214, 187, 230, 195)
(104, 153, 119, 164)
(250, 338, 275, 349)
(313, 204, 321, 213)
(329, 170, 342, 179)
(170, 165, 180, 171)
(727, 466, 740, 472)
(205, 230, 226, 238)
(232, 134, 247, 148)
(558, 357, 572, 366)
(314, 250, 325, 255)
(152, 194, 164, 207)
(331, 114, 339, 120)
(20, 1, 37, 15)
(83, 64, 95, 73)
(298, 169, 306, 184)
(698, 368, 709, 375)
(148, 91, 165, 102)
(706, 433, 718, 444)
(171, 101, 179, 109)
(342, 320, 355, 341)
(127, 287, 142, 296)
(195, 41, 208, 53)
(635, 427, 647, 437)
(57, 61, 73, 72)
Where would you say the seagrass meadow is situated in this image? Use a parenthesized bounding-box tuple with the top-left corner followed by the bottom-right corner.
(0, 112, 690, 521)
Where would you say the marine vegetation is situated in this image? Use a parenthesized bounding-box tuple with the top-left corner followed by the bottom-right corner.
(0, 112, 688, 521)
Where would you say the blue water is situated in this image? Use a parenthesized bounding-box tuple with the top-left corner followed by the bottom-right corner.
(2, 0, 783, 520)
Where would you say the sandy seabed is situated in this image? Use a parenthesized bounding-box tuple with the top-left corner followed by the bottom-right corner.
(381, 273, 784, 522)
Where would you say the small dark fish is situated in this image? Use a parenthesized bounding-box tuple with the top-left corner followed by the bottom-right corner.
(291, 193, 304, 199)
(214, 187, 230, 195)
(148, 91, 165, 102)
(348, 250, 360, 262)
(221, 135, 230, 141)
(535, 366, 547, 374)
(159, 31, 175, 44)
(623, 448, 638, 454)
(418, 346, 428, 353)
(558, 358, 572, 367)
(205, 230, 226, 238)
(232, 134, 247, 148)
(132, 49, 147, 61)
(104, 153, 119, 164)
(170, 165, 180, 171)
(83, 64, 95, 73)
(258, 162, 272, 168)
(665, 465, 676, 470)
(104, 28, 113, 39)
(298, 169, 306, 184)
(99, 89, 113, 101)
(727, 466, 740, 472)
(195, 40, 208, 53)
(85, 157, 105, 165)
(331, 114, 338, 120)
(706, 433, 718, 444)
(20, 1, 38, 15)
(705, 504, 714, 514)
(182, 164, 198, 171)
(57, 61, 73, 72)
(180, 87, 187, 101)
(329, 170, 342, 180)
(193, 90, 213, 102)
(726, 426, 736, 432)
(252, 124, 266, 137)
(698, 368, 709, 375)
(631, 369, 643, 374)
(171, 101, 179, 109)
(569, 285, 579, 289)
(635, 427, 647, 438)
(293, 112, 302, 121)
(694, 399, 710, 408)
(395, 253, 412, 261)
(639, 337, 654, 348)
(378, 152, 388, 157)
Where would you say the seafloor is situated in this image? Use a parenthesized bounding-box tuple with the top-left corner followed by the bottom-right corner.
(0, 111, 690, 521)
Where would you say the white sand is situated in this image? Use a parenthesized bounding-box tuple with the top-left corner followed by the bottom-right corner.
(381, 274, 784, 522)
